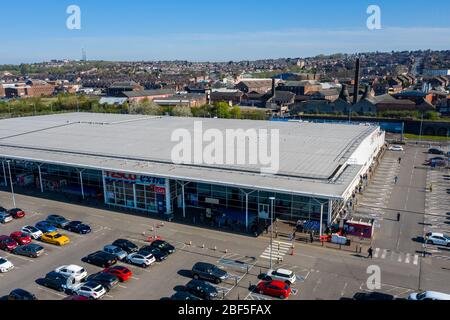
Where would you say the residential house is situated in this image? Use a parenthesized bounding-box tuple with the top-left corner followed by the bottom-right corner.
(107, 81, 144, 97)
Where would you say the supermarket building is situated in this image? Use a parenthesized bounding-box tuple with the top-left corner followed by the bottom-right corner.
(0, 113, 385, 233)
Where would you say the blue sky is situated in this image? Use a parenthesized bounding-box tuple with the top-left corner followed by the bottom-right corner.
(0, 0, 449, 63)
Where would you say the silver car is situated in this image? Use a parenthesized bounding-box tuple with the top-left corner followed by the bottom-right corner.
(0, 212, 13, 224)
(103, 245, 128, 261)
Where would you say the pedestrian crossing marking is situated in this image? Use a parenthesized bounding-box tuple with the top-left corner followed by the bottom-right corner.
(381, 249, 388, 259)
(373, 248, 419, 266)
(413, 255, 419, 265)
(374, 248, 380, 258)
(405, 253, 411, 264)
(259, 242, 293, 260)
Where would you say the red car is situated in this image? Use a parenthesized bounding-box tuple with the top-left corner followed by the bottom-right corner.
(10, 232, 32, 245)
(256, 280, 291, 299)
(8, 208, 26, 219)
(0, 236, 19, 252)
(103, 266, 132, 282)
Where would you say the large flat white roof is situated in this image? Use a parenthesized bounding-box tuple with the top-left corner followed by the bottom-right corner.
(0, 113, 379, 199)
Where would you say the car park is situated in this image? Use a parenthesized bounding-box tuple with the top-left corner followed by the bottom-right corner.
(8, 208, 26, 219)
(192, 262, 229, 284)
(138, 246, 169, 262)
(149, 240, 176, 254)
(185, 280, 219, 300)
(21, 226, 43, 240)
(408, 291, 450, 301)
(428, 148, 444, 155)
(256, 280, 292, 299)
(425, 232, 450, 247)
(46, 215, 70, 228)
(0, 235, 19, 252)
(0, 212, 13, 224)
(87, 272, 120, 292)
(170, 291, 202, 301)
(64, 221, 92, 234)
(8, 289, 37, 300)
(103, 245, 128, 261)
(40, 232, 70, 246)
(0, 257, 14, 273)
(83, 251, 117, 268)
(264, 268, 297, 284)
(13, 244, 45, 258)
(35, 221, 57, 233)
(125, 252, 156, 268)
(389, 145, 404, 152)
(112, 239, 139, 253)
(55, 265, 88, 282)
(70, 281, 107, 300)
(10, 231, 32, 245)
(63, 295, 89, 301)
(39, 271, 77, 293)
(102, 266, 132, 282)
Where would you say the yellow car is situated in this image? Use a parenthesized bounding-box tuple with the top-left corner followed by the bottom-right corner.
(41, 232, 70, 246)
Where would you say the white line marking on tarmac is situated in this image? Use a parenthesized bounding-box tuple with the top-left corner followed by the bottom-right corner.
(413, 255, 419, 265)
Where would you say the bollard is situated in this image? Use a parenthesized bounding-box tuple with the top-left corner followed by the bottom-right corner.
(224, 249, 228, 254)
(202, 244, 205, 249)
(213, 246, 217, 251)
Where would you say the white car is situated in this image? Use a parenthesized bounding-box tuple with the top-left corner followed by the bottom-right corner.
(55, 265, 88, 282)
(265, 268, 297, 284)
(389, 145, 404, 152)
(21, 225, 44, 240)
(425, 233, 450, 247)
(409, 291, 450, 301)
(0, 257, 14, 273)
(72, 281, 106, 300)
(125, 252, 156, 268)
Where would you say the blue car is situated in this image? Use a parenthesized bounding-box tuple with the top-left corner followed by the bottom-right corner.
(35, 221, 57, 233)
(64, 221, 91, 234)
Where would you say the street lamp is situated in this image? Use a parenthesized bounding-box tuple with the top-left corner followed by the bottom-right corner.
(6, 160, 16, 208)
(269, 196, 276, 270)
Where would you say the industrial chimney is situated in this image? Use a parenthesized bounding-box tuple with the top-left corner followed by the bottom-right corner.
(353, 58, 360, 105)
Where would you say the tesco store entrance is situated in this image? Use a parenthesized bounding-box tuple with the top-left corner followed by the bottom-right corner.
(103, 171, 170, 214)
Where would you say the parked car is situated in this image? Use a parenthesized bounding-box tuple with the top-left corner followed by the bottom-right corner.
(103, 245, 128, 261)
(428, 148, 444, 155)
(64, 221, 91, 234)
(46, 215, 70, 228)
(139, 246, 169, 262)
(112, 239, 138, 253)
(0, 212, 13, 224)
(83, 251, 117, 268)
(87, 272, 119, 292)
(170, 291, 202, 301)
(256, 280, 291, 299)
(192, 262, 229, 284)
(8, 289, 37, 300)
(13, 244, 45, 258)
(0, 257, 14, 273)
(35, 221, 58, 233)
(0, 235, 19, 252)
(102, 266, 132, 282)
(70, 281, 106, 300)
(425, 232, 450, 247)
(55, 265, 88, 282)
(125, 252, 156, 268)
(186, 280, 219, 300)
(409, 291, 450, 301)
(39, 271, 77, 293)
(21, 226, 43, 240)
(149, 240, 176, 254)
(389, 145, 404, 152)
(0, 206, 6, 213)
(8, 208, 26, 219)
(264, 268, 298, 285)
(10, 232, 32, 245)
(40, 232, 70, 246)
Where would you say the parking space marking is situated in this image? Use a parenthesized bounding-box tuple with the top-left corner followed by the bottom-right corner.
(35, 285, 67, 298)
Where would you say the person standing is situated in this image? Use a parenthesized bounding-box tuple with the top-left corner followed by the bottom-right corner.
(394, 176, 398, 184)
(367, 247, 373, 259)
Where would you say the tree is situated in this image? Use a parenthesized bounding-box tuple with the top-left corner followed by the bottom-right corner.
(171, 105, 193, 117)
(214, 102, 231, 119)
(19, 64, 30, 76)
(230, 106, 241, 119)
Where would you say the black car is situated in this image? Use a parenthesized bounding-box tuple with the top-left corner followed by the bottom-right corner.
(112, 239, 138, 254)
(8, 289, 37, 300)
(13, 243, 45, 258)
(192, 262, 229, 284)
(170, 291, 202, 301)
(429, 148, 444, 155)
(149, 240, 175, 254)
(87, 272, 119, 292)
(39, 272, 75, 293)
(83, 251, 117, 268)
(138, 246, 169, 262)
(186, 280, 219, 300)
(64, 221, 92, 234)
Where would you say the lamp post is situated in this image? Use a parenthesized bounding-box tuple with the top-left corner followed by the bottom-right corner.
(269, 196, 276, 270)
(6, 160, 16, 208)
